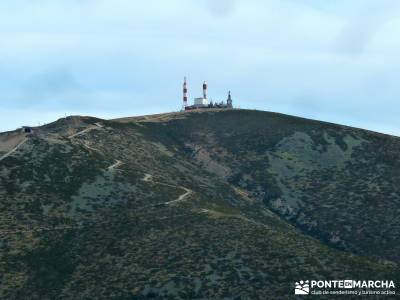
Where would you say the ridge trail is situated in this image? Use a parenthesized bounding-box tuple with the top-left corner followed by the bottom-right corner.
(68, 122, 103, 139)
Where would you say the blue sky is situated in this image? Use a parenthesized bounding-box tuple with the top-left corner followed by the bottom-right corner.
(1, 0, 400, 135)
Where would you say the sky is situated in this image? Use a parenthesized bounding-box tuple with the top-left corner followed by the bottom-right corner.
(1, 0, 400, 135)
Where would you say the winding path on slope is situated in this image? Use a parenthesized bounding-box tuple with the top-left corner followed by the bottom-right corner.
(142, 173, 193, 204)
(0, 175, 192, 236)
(165, 187, 192, 205)
(0, 123, 124, 236)
(0, 138, 28, 162)
(68, 122, 103, 139)
(68, 122, 124, 172)
(108, 160, 124, 171)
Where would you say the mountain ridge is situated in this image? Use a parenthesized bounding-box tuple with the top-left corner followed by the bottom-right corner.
(0, 109, 399, 299)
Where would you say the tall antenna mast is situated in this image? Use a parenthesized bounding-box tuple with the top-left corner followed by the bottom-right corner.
(183, 77, 188, 109)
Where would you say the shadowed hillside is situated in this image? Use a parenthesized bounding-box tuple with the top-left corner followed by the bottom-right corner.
(139, 110, 400, 263)
(0, 110, 399, 299)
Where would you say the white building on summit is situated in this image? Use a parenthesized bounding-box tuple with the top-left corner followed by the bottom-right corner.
(182, 78, 233, 111)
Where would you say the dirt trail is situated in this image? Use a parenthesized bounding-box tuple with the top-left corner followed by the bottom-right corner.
(68, 123, 103, 139)
(141, 173, 192, 204)
(0, 173, 189, 236)
(108, 160, 123, 171)
(68, 123, 123, 172)
(165, 187, 192, 205)
(142, 173, 153, 182)
(113, 112, 184, 123)
(0, 138, 28, 162)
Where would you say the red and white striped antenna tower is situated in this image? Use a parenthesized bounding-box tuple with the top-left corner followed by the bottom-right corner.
(183, 77, 188, 109)
(203, 81, 207, 99)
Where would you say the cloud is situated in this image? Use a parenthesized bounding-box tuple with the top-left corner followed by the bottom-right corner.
(203, 0, 236, 17)
(6, 69, 87, 110)
(23, 70, 83, 99)
(0, 0, 399, 136)
(335, 0, 400, 56)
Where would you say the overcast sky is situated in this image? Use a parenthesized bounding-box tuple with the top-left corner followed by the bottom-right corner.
(1, 0, 400, 135)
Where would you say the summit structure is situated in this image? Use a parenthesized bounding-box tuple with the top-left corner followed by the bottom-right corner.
(182, 78, 233, 110)
(182, 77, 188, 109)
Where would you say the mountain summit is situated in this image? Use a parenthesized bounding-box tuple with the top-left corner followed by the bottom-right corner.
(1, 109, 399, 299)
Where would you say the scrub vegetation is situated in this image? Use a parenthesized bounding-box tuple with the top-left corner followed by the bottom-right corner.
(0, 110, 399, 299)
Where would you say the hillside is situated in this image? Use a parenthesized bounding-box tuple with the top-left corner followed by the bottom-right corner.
(0, 109, 399, 299)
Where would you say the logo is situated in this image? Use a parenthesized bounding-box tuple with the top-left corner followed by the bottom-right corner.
(295, 280, 310, 295)
(294, 280, 396, 296)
